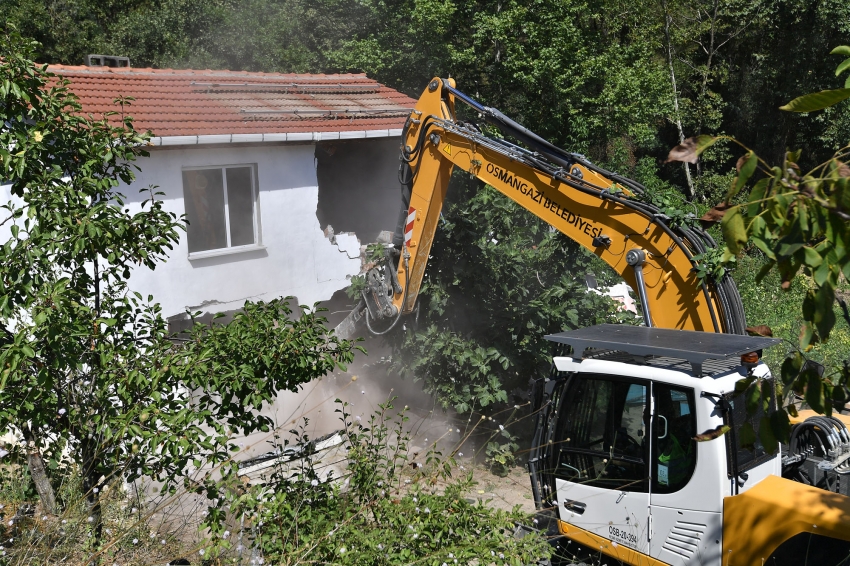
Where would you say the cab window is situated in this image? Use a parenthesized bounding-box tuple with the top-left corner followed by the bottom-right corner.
(653, 384, 697, 493)
(554, 375, 648, 492)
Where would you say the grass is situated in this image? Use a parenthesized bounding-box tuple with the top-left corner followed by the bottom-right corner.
(0, 457, 206, 565)
(0, 392, 553, 565)
(732, 252, 850, 382)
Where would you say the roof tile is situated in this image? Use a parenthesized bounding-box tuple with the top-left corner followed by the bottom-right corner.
(47, 65, 417, 137)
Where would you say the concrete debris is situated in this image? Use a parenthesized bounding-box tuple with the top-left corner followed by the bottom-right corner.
(334, 233, 361, 260)
(324, 224, 362, 260)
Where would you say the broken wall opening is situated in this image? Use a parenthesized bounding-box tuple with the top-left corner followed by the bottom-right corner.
(315, 138, 401, 244)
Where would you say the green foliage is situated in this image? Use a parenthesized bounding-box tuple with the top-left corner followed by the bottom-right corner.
(780, 47, 850, 111)
(780, 88, 850, 114)
(692, 247, 735, 283)
(209, 400, 550, 565)
(693, 138, 850, 429)
(390, 177, 624, 413)
(4, 0, 850, 205)
(720, 142, 850, 350)
(345, 244, 389, 300)
(485, 435, 519, 478)
(733, 253, 850, 391)
(671, 49, 850, 441)
(345, 274, 367, 300)
(0, 29, 354, 539)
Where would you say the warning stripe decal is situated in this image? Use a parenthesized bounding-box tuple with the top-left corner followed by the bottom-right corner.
(404, 207, 416, 247)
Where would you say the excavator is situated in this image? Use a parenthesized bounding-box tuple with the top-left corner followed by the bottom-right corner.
(334, 78, 850, 565)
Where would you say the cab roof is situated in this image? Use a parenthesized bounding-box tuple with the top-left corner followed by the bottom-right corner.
(545, 324, 779, 377)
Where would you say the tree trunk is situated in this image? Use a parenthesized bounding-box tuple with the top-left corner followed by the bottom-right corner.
(83, 474, 103, 541)
(82, 442, 104, 543)
(23, 431, 58, 515)
(661, 0, 696, 200)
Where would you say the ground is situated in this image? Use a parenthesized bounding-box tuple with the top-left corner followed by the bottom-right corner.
(463, 463, 537, 515)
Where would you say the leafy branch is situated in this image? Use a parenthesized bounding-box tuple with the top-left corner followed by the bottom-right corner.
(667, 45, 850, 442)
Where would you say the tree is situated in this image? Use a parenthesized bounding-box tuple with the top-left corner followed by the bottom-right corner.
(667, 46, 850, 449)
(658, 0, 767, 200)
(0, 29, 354, 536)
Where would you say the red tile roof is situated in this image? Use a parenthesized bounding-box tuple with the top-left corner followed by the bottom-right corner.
(47, 65, 417, 138)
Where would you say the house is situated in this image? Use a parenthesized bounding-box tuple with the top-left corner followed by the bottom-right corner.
(0, 63, 437, 469)
(44, 63, 416, 325)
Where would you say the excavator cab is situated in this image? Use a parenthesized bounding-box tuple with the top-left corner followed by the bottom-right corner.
(529, 324, 780, 564)
(527, 325, 850, 565)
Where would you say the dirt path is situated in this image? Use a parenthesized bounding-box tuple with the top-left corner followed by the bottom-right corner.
(462, 463, 537, 515)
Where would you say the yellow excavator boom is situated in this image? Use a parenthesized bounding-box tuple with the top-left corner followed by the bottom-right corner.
(399, 78, 714, 330)
(336, 77, 747, 338)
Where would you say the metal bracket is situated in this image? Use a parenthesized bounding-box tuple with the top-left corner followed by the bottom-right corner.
(384, 247, 402, 295)
(592, 234, 612, 249)
(362, 269, 397, 320)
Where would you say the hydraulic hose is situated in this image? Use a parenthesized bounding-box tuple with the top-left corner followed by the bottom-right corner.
(431, 84, 749, 334)
(790, 421, 829, 458)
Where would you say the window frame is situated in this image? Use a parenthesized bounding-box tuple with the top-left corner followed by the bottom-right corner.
(552, 373, 651, 493)
(723, 378, 777, 478)
(550, 372, 699, 496)
(182, 163, 264, 260)
(651, 382, 698, 494)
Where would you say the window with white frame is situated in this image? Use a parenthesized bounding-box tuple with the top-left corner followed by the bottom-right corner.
(181, 165, 260, 255)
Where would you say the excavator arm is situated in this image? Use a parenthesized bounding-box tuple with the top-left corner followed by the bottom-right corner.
(329, 78, 850, 566)
(334, 78, 746, 339)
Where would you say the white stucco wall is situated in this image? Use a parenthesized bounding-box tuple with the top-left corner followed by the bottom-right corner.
(122, 143, 362, 318)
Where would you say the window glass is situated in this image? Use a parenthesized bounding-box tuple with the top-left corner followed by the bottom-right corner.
(182, 166, 257, 254)
(723, 380, 776, 476)
(554, 376, 648, 492)
(183, 169, 226, 253)
(653, 384, 697, 493)
(226, 167, 255, 246)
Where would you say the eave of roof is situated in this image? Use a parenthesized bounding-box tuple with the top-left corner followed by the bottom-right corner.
(46, 65, 416, 140)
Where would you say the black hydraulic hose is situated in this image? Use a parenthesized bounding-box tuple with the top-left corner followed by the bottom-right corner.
(393, 162, 413, 249)
(721, 276, 747, 333)
(481, 107, 577, 172)
(677, 225, 726, 333)
(687, 226, 747, 334)
(791, 421, 829, 457)
(809, 416, 842, 452)
(829, 416, 850, 444)
(412, 83, 749, 334)
(443, 82, 586, 174)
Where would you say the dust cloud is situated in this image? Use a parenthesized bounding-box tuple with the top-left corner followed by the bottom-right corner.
(233, 336, 486, 467)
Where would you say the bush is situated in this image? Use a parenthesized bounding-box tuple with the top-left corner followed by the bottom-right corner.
(207, 399, 551, 565)
(733, 252, 850, 382)
(485, 441, 519, 478)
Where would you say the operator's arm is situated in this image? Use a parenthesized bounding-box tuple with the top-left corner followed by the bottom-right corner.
(335, 78, 745, 338)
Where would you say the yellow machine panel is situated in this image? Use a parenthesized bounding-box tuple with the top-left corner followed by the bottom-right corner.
(559, 521, 671, 566)
(722, 475, 850, 565)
